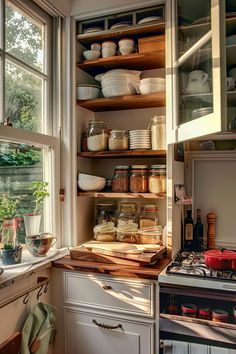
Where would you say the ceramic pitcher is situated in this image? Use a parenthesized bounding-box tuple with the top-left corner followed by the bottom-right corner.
(184, 70, 210, 94)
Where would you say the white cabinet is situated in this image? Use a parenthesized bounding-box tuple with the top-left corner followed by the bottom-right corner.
(63, 271, 157, 354)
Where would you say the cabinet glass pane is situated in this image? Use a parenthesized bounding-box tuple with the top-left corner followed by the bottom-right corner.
(178, 40, 212, 125)
(226, 0, 236, 130)
(177, 0, 211, 59)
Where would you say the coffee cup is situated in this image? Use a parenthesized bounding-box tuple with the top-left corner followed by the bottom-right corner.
(227, 77, 235, 91)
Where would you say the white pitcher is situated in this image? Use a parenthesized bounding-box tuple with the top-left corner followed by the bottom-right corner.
(184, 70, 210, 94)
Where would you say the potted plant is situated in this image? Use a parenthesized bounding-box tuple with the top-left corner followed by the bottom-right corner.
(23, 181, 49, 236)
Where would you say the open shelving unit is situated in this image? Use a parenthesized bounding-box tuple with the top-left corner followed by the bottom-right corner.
(78, 192, 166, 199)
(78, 150, 166, 158)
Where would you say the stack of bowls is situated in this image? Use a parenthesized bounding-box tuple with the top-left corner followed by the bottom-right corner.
(95, 69, 141, 98)
(118, 38, 134, 55)
(102, 41, 116, 58)
(139, 77, 166, 94)
(129, 129, 151, 150)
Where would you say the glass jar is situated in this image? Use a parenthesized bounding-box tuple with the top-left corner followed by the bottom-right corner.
(139, 204, 159, 228)
(148, 165, 166, 194)
(112, 166, 129, 192)
(108, 130, 129, 151)
(181, 303, 197, 318)
(138, 225, 163, 244)
(117, 202, 138, 226)
(95, 201, 117, 225)
(199, 307, 211, 320)
(117, 223, 139, 243)
(212, 309, 228, 323)
(87, 120, 108, 151)
(150, 115, 166, 150)
(93, 222, 117, 242)
(130, 165, 148, 193)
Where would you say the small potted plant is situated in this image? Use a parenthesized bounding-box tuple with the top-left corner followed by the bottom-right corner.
(23, 181, 49, 236)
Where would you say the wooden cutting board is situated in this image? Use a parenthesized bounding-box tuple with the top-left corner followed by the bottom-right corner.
(70, 241, 166, 266)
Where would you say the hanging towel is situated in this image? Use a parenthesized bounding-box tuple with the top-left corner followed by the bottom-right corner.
(21, 302, 57, 354)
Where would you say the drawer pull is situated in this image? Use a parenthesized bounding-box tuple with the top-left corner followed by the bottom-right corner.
(92, 319, 123, 331)
(103, 285, 112, 290)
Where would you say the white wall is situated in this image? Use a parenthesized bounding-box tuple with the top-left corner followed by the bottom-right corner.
(50, 0, 70, 15)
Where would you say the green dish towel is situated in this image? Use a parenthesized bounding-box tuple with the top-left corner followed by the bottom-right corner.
(21, 302, 56, 354)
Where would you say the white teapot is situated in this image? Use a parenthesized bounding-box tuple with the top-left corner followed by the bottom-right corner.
(184, 70, 210, 95)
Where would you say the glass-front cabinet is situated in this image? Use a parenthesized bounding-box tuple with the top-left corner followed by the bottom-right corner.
(166, 0, 236, 143)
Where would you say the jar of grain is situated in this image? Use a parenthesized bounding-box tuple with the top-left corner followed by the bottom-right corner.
(139, 204, 159, 228)
(150, 115, 166, 150)
(130, 165, 148, 193)
(87, 120, 108, 151)
(95, 201, 117, 225)
(148, 165, 166, 194)
(93, 222, 117, 242)
(117, 202, 138, 226)
(108, 130, 129, 151)
(117, 223, 139, 243)
(112, 166, 129, 192)
(212, 309, 228, 323)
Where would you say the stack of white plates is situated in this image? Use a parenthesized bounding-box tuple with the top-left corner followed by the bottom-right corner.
(191, 107, 213, 120)
(129, 130, 151, 150)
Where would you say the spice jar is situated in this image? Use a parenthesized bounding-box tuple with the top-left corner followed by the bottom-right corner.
(112, 166, 129, 192)
(181, 303, 197, 318)
(95, 201, 117, 225)
(93, 222, 117, 242)
(148, 165, 166, 194)
(87, 120, 108, 151)
(150, 115, 166, 150)
(130, 165, 148, 193)
(139, 204, 159, 228)
(212, 309, 228, 323)
(199, 307, 211, 320)
(108, 130, 129, 151)
(117, 202, 138, 226)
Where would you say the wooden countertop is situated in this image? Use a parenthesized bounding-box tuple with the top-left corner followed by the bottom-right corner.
(52, 256, 171, 279)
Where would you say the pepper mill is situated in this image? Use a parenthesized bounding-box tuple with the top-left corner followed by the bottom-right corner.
(207, 212, 216, 249)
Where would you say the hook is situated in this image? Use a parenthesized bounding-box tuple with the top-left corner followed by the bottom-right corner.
(23, 292, 30, 304)
(37, 284, 44, 300)
(44, 282, 49, 294)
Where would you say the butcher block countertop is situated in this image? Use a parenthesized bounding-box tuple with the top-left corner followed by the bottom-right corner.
(52, 256, 171, 279)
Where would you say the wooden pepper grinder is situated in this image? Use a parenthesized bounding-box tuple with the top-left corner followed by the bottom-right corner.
(207, 212, 216, 249)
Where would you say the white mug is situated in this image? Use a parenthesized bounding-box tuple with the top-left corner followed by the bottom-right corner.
(184, 70, 210, 95)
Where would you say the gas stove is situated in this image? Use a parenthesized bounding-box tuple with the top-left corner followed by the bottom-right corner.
(159, 251, 236, 292)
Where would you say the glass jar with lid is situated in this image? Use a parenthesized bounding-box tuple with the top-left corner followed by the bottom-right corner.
(95, 201, 117, 225)
(117, 202, 138, 226)
(139, 204, 159, 228)
(148, 165, 166, 194)
(87, 120, 108, 151)
(112, 166, 129, 192)
(130, 165, 148, 193)
(150, 115, 166, 150)
(108, 130, 129, 151)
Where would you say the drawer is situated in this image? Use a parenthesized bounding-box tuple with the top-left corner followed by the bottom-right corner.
(64, 272, 154, 317)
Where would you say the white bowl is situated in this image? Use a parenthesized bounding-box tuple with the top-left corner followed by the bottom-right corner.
(102, 48, 116, 57)
(83, 50, 101, 60)
(102, 85, 136, 97)
(118, 38, 134, 47)
(78, 173, 106, 191)
(140, 77, 166, 85)
(102, 41, 116, 48)
(139, 82, 165, 94)
(95, 69, 142, 82)
(119, 45, 134, 55)
(76, 85, 100, 100)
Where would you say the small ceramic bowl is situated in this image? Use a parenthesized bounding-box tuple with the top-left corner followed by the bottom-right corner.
(102, 47, 116, 57)
(83, 50, 101, 60)
(76, 84, 100, 100)
(25, 233, 56, 257)
(91, 43, 101, 51)
(119, 45, 134, 55)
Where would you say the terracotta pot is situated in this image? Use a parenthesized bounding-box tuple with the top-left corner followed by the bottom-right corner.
(204, 249, 236, 270)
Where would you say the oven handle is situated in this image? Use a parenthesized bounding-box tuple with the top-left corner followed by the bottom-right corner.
(222, 284, 236, 290)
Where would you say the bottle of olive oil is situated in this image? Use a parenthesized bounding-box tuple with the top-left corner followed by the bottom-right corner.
(193, 208, 204, 251)
(184, 210, 194, 250)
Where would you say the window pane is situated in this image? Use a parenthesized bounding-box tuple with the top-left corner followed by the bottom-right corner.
(5, 0, 44, 72)
(0, 140, 50, 245)
(5, 60, 43, 132)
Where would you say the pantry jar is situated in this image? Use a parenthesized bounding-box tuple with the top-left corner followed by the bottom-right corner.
(112, 166, 129, 192)
(95, 201, 117, 225)
(139, 204, 159, 228)
(199, 307, 211, 320)
(181, 303, 197, 318)
(108, 130, 129, 151)
(212, 309, 228, 323)
(150, 115, 166, 150)
(130, 165, 148, 193)
(148, 165, 166, 194)
(117, 202, 138, 226)
(87, 120, 108, 151)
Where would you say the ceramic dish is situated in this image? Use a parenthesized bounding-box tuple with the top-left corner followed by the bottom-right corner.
(137, 16, 162, 25)
(110, 21, 132, 29)
(82, 27, 103, 34)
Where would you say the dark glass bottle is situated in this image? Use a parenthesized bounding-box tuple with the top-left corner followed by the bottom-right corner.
(193, 208, 204, 251)
(184, 210, 194, 250)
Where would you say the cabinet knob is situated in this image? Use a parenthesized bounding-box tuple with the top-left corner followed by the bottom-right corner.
(103, 285, 112, 290)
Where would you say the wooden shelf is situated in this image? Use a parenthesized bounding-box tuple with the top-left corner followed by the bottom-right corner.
(78, 150, 166, 158)
(77, 51, 165, 75)
(77, 92, 165, 111)
(78, 192, 166, 199)
(76, 22, 165, 45)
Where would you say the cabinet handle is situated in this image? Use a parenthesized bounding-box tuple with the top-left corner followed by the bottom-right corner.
(103, 285, 112, 290)
(92, 319, 123, 331)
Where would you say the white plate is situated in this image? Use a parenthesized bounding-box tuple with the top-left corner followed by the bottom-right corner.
(110, 21, 132, 29)
(82, 27, 103, 34)
(137, 16, 162, 25)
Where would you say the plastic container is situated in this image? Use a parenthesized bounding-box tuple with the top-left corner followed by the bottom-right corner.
(87, 120, 108, 151)
(112, 166, 129, 192)
(181, 303, 197, 318)
(130, 165, 148, 193)
(148, 165, 166, 194)
(95, 201, 117, 225)
(139, 204, 159, 228)
(150, 115, 166, 150)
(108, 130, 129, 151)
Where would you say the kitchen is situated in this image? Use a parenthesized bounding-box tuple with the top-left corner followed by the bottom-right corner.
(0, 0, 236, 354)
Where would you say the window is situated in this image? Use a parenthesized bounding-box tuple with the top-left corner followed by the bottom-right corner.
(0, 0, 60, 246)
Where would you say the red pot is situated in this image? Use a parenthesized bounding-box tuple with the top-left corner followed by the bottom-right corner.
(204, 249, 236, 270)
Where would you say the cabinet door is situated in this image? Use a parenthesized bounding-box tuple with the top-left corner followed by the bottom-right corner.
(65, 309, 154, 354)
(166, 0, 225, 143)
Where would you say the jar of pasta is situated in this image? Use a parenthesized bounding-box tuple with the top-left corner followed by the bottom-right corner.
(148, 165, 166, 194)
